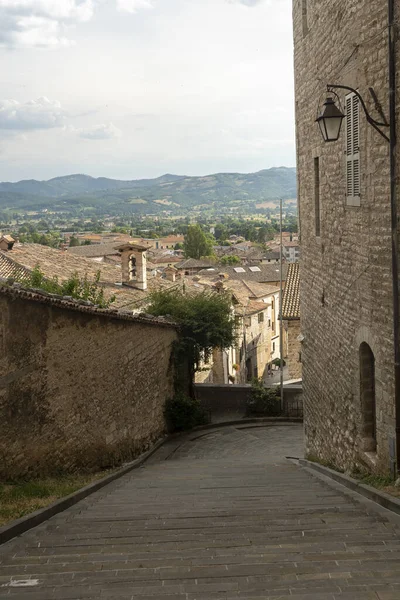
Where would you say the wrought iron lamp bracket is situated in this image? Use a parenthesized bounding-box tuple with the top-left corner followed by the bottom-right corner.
(327, 84, 390, 143)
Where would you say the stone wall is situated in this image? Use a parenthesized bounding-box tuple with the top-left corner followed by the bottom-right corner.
(285, 320, 302, 380)
(293, 0, 397, 473)
(0, 286, 178, 478)
(194, 383, 303, 422)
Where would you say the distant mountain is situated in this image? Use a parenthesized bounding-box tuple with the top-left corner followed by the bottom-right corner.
(0, 167, 297, 214)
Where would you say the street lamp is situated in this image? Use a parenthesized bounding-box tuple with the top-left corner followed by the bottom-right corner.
(316, 84, 390, 143)
(316, 96, 345, 142)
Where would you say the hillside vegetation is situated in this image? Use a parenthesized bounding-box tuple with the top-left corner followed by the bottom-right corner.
(0, 168, 296, 216)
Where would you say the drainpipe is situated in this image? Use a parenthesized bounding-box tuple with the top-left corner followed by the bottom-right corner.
(388, 0, 400, 475)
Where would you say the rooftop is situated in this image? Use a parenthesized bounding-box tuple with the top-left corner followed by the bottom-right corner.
(197, 263, 288, 283)
(0, 244, 179, 311)
(176, 258, 215, 270)
(281, 262, 300, 320)
(67, 243, 121, 258)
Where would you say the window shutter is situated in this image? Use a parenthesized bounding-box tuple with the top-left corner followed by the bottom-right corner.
(346, 93, 360, 205)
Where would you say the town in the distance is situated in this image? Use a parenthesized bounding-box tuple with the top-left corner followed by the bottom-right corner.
(0, 166, 300, 389)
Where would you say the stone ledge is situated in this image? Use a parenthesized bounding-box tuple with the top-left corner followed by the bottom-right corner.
(299, 459, 400, 517)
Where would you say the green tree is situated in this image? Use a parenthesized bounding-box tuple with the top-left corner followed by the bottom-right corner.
(220, 255, 241, 266)
(147, 288, 236, 390)
(214, 224, 228, 241)
(69, 236, 80, 247)
(183, 224, 214, 259)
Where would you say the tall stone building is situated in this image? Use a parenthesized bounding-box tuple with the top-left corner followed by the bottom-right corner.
(293, 0, 400, 474)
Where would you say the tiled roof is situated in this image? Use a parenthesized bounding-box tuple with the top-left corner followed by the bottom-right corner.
(197, 263, 288, 283)
(283, 241, 300, 248)
(241, 280, 279, 299)
(0, 244, 179, 311)
(245, 300, 269, 316)
(0, 283, 178, 329)
(0, 252, 31, 281)
(67, 243, 121, 258)
(176, 259, 215, 269)
(281, 262, 300, 320)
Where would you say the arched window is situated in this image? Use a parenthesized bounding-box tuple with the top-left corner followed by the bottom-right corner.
(129, 255, 137, 281)
(360, 342, 376, 452)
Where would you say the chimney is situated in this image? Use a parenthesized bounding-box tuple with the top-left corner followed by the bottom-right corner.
(117, 243, 149, 290)
(165, 267, 177, 282)
(0, 235, 15, 252)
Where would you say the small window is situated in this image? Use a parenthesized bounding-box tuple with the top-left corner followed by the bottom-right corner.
(314, 157, 320, 236)
(268, 319, 271, 327)
(273, 342, 276, 352)
(346, 92, 361, 206)
(302, 0, 308, 36)
(258, 312, 264, 323)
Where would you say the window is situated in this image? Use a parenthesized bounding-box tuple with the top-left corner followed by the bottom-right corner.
(346, 93, 360, 206)
(314, 157, 320, 236)
(360, 343, 376, 452)
(273, 342, 276, 352)
(258, 312, 264, 323)
(268, 319, 271, 327)
(302, 0, 308, 36)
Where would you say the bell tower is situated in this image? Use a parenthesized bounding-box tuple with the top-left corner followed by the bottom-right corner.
(116, 243, 149, 291)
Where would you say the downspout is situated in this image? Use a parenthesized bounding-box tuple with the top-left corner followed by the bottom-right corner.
(388, 0, 400, 474)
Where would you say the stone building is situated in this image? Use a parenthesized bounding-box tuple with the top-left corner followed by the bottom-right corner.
(281, 263, 302, 380)
(293, 0, 399, 473)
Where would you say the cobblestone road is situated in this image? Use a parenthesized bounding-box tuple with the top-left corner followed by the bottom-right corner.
(1, 424, 400, 599)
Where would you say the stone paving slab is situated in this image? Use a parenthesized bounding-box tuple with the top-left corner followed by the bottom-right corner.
(1, 424, 400, 599)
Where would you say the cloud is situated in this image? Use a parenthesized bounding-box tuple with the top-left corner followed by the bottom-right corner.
(228, 0, 265, 5)
(78, 122, 122, 140)
(116, 0, 153, 13)
(0, 0, 95, 48)
(0, 97, 65, 130)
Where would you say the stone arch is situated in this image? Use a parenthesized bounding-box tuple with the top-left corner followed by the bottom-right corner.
(359, 342, 376, 452)
(355, 326, 379, 454)
(129, 255, 137, 280)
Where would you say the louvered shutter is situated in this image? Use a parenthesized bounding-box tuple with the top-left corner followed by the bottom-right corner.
(346, 93, 360, 205)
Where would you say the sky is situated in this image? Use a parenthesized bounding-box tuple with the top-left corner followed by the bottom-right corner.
(0, 0, 295, 182)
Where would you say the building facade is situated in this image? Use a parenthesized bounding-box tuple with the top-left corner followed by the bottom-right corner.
(293, 0, 399, 474)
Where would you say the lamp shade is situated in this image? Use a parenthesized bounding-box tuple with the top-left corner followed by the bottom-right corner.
(316, 97, 345, 142)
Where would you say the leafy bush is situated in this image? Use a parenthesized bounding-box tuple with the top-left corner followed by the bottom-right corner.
(246, 378, 281, 417)
(19, 265, 115, 308)
(164, 394, 208, 432)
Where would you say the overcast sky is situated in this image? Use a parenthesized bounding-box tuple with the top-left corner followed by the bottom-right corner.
(0, 0, 295, 182)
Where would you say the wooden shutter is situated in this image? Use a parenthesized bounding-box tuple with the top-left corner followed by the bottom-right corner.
(346, 93, 360, 205)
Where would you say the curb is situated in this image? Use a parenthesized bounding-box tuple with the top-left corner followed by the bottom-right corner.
(0, 436, 167, 546)
(193, 417, 303, 431)
(0, 419, 303, 546)
(299, 459, 400, 517)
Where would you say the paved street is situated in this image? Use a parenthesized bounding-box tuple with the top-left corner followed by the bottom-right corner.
(1, 423, 400, 599)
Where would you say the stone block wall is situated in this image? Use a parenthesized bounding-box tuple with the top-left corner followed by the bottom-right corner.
(293, 0, 397, 473)
(285, 320, 302, 380)
(0, 287, 178, 478)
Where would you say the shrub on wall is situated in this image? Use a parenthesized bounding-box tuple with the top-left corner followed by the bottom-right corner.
(164, 393, 208, 432)
(246, 378, 281, 417)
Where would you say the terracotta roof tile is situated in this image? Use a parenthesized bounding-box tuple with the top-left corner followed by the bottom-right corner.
(0, 252, 31, 281)
(281, 262, 300, 319)
(0, 283, 178, 329)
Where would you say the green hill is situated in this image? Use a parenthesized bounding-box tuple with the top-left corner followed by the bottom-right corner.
(0, 167, 296, 215)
